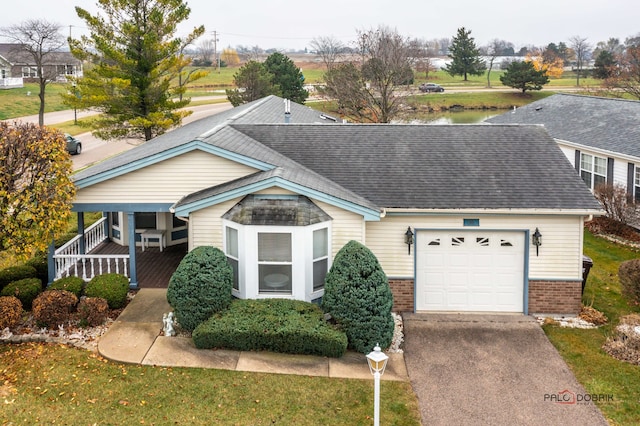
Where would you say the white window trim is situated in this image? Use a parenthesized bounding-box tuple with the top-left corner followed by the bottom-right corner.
(223, 220, 331, 302)
(580, 153, 607, 190)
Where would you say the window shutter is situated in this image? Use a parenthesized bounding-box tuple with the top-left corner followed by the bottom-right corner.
(574, 150, 581, 172)
(607, 158, 614, 184)
(628, 163, 635, 197)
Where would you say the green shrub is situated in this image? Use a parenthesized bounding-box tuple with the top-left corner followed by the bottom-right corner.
(32, 290, 78, 329)
(0, 265, 38, 291)
(24, 253, 49, 285)
(322, 240, 395, 354)
(49, 276, 84, 297)
(78, 297, 109, 327)
(85, 274, 129, 309)
(0, 278, 42, 310)
(619, 259, 640, 304)
(0, 296, 23, 329)
(192, 299, 347, 357)
(167, 246, 233, 332)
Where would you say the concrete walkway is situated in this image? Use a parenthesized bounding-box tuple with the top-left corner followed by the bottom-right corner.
(403, 314, 608, 426)
(98, 288, 408, 381)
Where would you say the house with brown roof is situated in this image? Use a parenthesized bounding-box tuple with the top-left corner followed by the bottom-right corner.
(0, 43, 82, 89)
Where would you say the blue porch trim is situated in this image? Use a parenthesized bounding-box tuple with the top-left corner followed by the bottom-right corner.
(72, 203, 174, 213)
(74, 141, 274, 189)
(127, 212, 139, 289)
(173, 176, 381, 221)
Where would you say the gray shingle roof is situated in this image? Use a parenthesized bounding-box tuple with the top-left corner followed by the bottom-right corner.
(75, 95, 602, 213)
(486, 93, 640, 158)
(73, 95, 334, 181)
(229, 123, 602, 210)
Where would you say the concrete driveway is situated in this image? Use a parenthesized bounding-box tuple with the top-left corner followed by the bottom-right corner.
(402, 314, 608, 426)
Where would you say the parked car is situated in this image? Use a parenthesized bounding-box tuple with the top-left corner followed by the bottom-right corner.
(419, 83, 445, 93)
(65, 133, 82, 155)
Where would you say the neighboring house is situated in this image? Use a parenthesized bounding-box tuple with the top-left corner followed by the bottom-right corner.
(58, 95, 602, 315)
(487, 93, 640, 199)
(0, 43, 82, 88)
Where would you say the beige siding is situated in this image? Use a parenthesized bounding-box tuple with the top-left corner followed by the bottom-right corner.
(75, 150, 257, 204)
(367, 214, 584, 280)
(186, 190, 366, 257)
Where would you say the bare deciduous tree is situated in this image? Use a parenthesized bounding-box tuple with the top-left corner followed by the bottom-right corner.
(321, 26, 412, 123)
(605, 45, 640, 99)
(569, 35, 591, 86)
(0, 20, 66, 126)
(310, 36, 345, 70)
(197, 38, 215, 65)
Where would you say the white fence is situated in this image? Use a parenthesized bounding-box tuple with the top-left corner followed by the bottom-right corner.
(53, 217, 130, 281)
(0, 77, 24, 89)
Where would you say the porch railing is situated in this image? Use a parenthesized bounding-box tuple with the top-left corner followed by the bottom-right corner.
(0, 77, 24, 88)
(53, 217, 130, 281)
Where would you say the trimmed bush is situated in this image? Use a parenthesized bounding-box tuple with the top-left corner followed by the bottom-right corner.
(24, 254, 49, 285)
(322, 240, 395, 354)
(85, 274, 129, 309)
(32, 290, 78, 329)
(619, 259, 640, 304)
(167, 246, 233, 332)
(78, 297, 109, 327)
(0, 265, 38, 291)
(49, 276, 84, 297)
(192, 299, 347, 357)
(1, 278, 42, 310)
(0, 296, 23, 329)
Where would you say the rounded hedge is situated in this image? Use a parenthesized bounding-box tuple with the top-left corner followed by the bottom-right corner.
(49, 276, 85, 297)
(0, 265, 38, 291)
(322, 240, 395, 354)
(33, 290, 79, 329)
(85, 274, 129, 309)
(167, 246, 233, 332)
(0, 296, 23, 329)
(0, 277, 42, 310)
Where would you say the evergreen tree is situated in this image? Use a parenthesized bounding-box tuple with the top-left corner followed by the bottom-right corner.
(593, 50, 616, 79)
(66, 0, 205, 141)
(500, 61, 550, 93)
(226, 61, 278, 106)
(263, 52, 309, 104)
(444, 27, 486, 81)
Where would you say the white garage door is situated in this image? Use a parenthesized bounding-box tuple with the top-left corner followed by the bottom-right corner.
(415, 230, 525, 312)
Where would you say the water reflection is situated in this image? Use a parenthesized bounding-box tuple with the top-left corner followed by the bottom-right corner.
(411, 110, 502, 124)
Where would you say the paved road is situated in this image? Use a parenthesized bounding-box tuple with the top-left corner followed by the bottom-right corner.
(402, 314, 608, 426)
(8, 100, 233, 170)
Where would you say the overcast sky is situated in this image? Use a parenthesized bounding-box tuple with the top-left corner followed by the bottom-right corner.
(0, 0, 638, 51)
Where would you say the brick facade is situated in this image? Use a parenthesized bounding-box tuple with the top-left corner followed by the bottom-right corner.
(389, 279, 414, 313)
(528, 280, 582, 315)
(389, 278, 582, 315)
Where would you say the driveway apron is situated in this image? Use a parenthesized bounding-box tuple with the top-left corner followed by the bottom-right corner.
(402, 314, 608, 426)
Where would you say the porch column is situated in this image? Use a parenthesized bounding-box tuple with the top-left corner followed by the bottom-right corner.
(77, 212, 85, 254)
(47, 239, 55, 286)
(102, 212, 109, 239)
(127, 212, 139, 289)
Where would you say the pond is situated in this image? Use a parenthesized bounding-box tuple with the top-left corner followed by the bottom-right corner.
(402, 109, 505, 124)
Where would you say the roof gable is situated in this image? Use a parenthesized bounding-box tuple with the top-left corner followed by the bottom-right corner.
(486, 93, 640, 158)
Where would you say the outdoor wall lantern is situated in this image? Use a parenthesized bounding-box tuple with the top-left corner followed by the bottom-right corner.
(532, 227, 542, 256)
(366, 344, 389, 426)
(404, 226, 414, 255)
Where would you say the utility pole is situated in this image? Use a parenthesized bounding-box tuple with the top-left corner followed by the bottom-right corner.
(212, 30, 220, 72)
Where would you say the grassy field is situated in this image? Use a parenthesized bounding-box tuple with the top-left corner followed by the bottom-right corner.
(0, 344, 420, 425)
(543, 230, 640, 425)
(0, 64, 604, 121)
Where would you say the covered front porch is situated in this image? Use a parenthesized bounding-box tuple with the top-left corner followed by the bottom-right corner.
(49, 208, 188, 288)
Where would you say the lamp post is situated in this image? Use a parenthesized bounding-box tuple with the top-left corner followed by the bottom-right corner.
(366, 344, 389, 426)
(71, 81, 78, 125)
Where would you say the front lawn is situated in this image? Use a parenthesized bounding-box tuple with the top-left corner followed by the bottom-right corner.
(0, 343, 420, 425)
(543, 229, 640, 425)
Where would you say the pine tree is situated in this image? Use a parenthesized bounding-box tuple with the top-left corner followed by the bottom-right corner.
(500, 61, 550, 93)
(263, 52, 309, 104)
(66, 0, 205, 141)
(444, 27, 486, 81)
